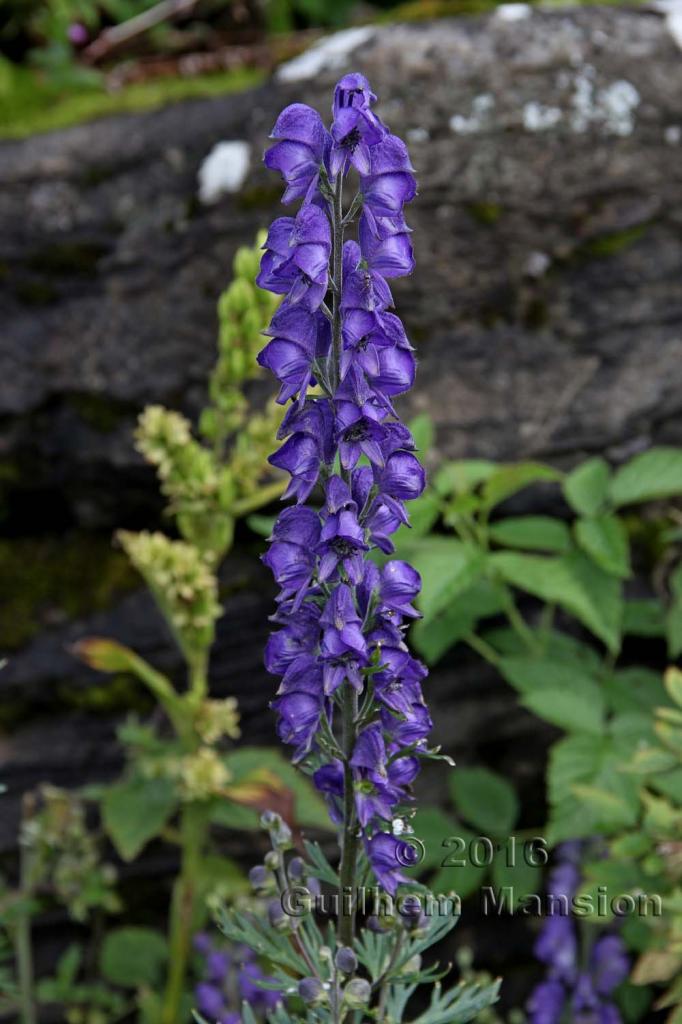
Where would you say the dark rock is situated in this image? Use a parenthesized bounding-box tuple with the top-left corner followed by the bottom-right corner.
(0, 7, 680, 528)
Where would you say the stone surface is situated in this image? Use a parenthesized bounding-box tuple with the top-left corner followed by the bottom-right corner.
(0, 7, 681, 528)
(0, 5, 680, 989)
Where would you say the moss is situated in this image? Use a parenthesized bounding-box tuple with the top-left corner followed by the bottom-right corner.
(57, 675, 153, 715)
(66, 393, 134, 433)
(14, 280, 58, 306)
(0, 535, 136, 650)
(0, 66, 263, 141)
(27, 242, 108, 277)
(577, 224, 648, 261)
(467, 201, 502, 226)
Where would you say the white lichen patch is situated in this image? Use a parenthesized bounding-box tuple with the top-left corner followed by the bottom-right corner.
(449, 93, 495, 135)
(654, 0, 682, 50)
(495, 3, 532, 20)
(198, 141, 251, 204)
(570, 67, 640, 136)
(276, 26, 376, 83)
(665, 125, 681, 145)
(407, 126, 430, 144)
(523, 101, 562, 132)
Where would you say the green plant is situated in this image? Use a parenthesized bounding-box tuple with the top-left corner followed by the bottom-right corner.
(391, 430, 682, 1020)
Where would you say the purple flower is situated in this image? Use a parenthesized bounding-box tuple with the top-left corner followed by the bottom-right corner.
(67, 22, 88, 45)
(527, 979, 565, 1024)
(330, 73, 386, 177)
(196, 982, 226, 1019)
(380, 561, 422, 618)
(264, 103, 329, 204)
(318, 476, 368, 583)
(365, 832, 410, 896)
(534, 915, 578, 982)
(257, 207, 331, 310)
(591, 935, 629, 996)
(258, 306, 330, 406)
(342, 240, 393, 314)
(335, 401, 386, 470)
(360, 133, 417, 227)
(359, 211, 415, 279)
(320, 584, 368, 693)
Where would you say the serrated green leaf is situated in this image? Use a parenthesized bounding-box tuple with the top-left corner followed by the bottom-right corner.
(498, 655, 600, 698)
(488, 515, 571, 553)
(610, 448, 682, 507)
(100, 928, 167, 988)
(411, 580, 505, 664)
(564, 457, 611, 516)
(571, 784, 638, 827)
(575, 515, 630, 577)
(522, 687, 604, 735)
(407, 492, 441, 537)
(433, 460, 497, 497)
(623, 599, 666, 637)
(665, 667, 682, 707)
(409, 807, 458, 874)
(403, 538, 484, 622)
(102, 776, 177, 862)
(449, 767, 518, 835)
(490, 550, 622, 652)
(602, 667, 667, 715)
(482, 462, 561, 510)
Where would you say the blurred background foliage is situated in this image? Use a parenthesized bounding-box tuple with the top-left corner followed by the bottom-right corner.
(0, 0, 637, 138)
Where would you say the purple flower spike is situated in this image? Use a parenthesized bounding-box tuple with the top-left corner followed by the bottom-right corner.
(527, 979, 565, 1024)
(257, 72, 434, 896)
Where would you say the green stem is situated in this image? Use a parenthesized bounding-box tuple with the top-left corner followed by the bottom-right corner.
(161, 803, 207, 1024)
(231, 479, 287, 518)
(464, 632, 502, 668)
(502, 588, 540, 653)
(16, 801, 36, 1024)
(338, 685, 359, 948)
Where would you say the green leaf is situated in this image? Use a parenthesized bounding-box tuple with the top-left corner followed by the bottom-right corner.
(564, 457, 611, 517)
(571, 785, 638, 828)
(100, 928, 167, 988)
(219, 748, 332, 831)
(490, 550, 622, 652)
(406, 492, 440, 538)
(667, 573, 682, 658)
(433, 460, 497, 497)
(623, 599, 666, 637)
(665, 667, 682, 707)
(408, 413, 434, 453)
(411, 580, 505, 664)
(404, 538, 484, 623)
(575, 515, 630, 577)
(482, 462, 561, 510)
(102, 776, 177, 862)
(449, 767, 518, 836)
(491, 855, 541, 906)
(488, 516, 571, 553)
(609, 448, 682, 507)
(602, 667, 667, 714)
(522, 687, 604, 736)
(498, 655, 600, 698)
(409, 808, 456, 874)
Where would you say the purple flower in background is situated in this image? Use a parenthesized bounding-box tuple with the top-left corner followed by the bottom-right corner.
(257, 72, 433, 894)
(67, 22, 89, 46)
(193, 936, 282, 1024)
(527, 844, 629, 1024)
(264, 103, 329, 204)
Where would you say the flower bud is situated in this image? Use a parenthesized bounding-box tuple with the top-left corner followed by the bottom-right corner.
(260, 810, 280, 830)
(264, 850, 281, 871)
(335, 947, 357, 974)
(343, 978, 371, 1009)
(272, 821, 293, 850)
(267, 898, 291, 933)
(298, 977, 326, 1006)
(248, 865, 271, 892)
(288, 856, 305, 880)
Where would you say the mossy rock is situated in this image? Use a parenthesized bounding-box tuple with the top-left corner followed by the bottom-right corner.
(0, 534, 136, 650)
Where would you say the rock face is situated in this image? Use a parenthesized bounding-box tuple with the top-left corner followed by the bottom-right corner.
(1, 7, 681, 529)
(0, 5, 680, 988)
